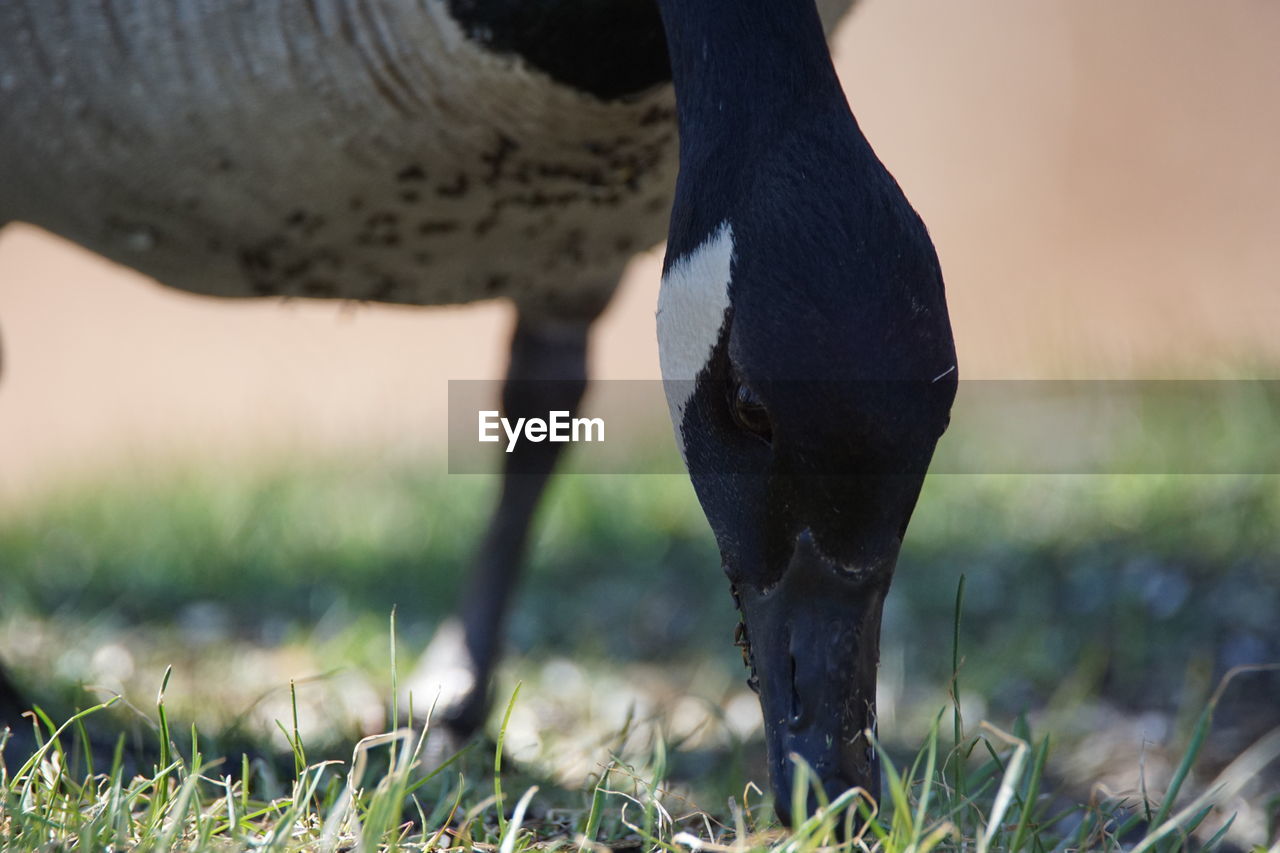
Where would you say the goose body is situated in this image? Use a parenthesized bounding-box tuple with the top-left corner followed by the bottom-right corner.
(0, 0, 847, 313)
(0, 1, 679, 314)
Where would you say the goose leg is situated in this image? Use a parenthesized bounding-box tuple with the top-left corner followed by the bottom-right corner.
(0, 665, 27, 726)
(0, 664, 35, 766)
(407, 308, 593, 737)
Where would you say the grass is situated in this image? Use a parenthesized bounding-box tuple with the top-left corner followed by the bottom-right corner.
(3, 616, 1277, 851)
(1, 416, 1279, 848)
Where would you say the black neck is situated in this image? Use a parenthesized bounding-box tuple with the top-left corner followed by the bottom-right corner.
(655, 0, 846, 160)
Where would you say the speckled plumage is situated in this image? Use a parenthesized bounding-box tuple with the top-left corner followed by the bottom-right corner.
(0, 1, 672, 316)
(0, 0, 852, 318)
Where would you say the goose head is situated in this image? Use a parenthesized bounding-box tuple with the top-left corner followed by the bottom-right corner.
(654, 0, 957, 813)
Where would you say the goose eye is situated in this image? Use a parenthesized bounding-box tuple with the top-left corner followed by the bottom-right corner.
(731, 383, 773, 443)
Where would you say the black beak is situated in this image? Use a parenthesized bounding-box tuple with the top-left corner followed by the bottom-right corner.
(736, 529, 893, 826)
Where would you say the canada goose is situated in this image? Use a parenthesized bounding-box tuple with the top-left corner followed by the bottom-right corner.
(0, 0, 954, 819)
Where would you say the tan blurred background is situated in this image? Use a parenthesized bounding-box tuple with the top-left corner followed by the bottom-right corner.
(2, 0, 1278, 499)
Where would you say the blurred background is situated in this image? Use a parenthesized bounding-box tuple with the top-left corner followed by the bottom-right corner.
(1, 0, 1278, 844)
(4, 0, 1280, 493)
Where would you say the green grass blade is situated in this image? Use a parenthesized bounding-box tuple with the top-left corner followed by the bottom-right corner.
(499, 786, 538, 853)
(1149, 702, 1213, 838)
(1009, 735, 1051, 853)
(494, 681, 524, 836)
(579, 762, 614, 850)
(1199, 813, 1236, 851)
(951, 574, 968, 804)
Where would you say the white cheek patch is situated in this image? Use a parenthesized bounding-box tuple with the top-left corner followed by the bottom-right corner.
(656, 221, 734, 458)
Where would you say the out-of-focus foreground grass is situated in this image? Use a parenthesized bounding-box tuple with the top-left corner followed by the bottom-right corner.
(1, 395, 1278, 849)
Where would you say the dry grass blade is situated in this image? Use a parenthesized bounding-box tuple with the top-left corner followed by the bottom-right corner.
(1129, 725, 1280, 853)
(976, 722, 1029, 853)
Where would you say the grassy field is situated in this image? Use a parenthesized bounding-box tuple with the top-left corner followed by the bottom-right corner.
(2, 427, 1279, 848)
